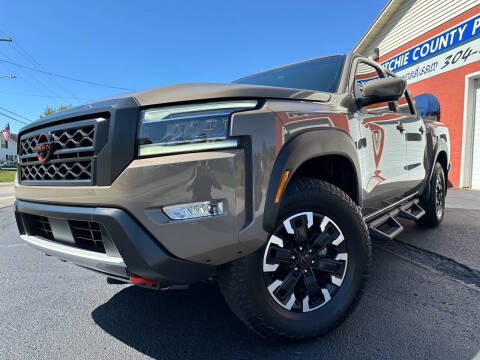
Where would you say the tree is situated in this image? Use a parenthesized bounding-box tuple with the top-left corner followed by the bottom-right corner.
(39, 104, 72, 118)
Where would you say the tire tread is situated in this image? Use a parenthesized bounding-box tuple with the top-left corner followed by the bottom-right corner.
(218, 178, 371, 341)
(417, 163, 445, 227)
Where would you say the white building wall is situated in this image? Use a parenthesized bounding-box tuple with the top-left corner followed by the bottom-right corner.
(361, 0, 479, 58)
(0, 138, 17, 162)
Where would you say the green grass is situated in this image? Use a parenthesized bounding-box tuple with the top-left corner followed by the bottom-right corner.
(0, 170, 16, 183)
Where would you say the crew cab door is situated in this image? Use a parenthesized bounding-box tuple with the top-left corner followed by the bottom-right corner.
(351, 60, 410, 214)
(394, 87, 427, 192)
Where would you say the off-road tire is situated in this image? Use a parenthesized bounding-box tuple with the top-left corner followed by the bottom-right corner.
(417, 162, 446, 227)
(218, 178, 371, 341)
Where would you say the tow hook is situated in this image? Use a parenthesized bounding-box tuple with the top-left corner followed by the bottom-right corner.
(129, 273, 157, 285)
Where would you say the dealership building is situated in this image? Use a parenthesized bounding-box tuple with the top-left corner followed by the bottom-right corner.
(0, 134, 17, 162)
(354, 0, 480, 188)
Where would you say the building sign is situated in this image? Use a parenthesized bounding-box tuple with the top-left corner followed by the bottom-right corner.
(356, 75, 379, 89)
(381, 13, 480, 83)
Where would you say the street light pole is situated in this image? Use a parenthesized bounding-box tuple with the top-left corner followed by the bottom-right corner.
(0, 38, 15, 79)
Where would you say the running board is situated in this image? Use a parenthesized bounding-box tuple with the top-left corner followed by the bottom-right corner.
(367, 199, 425, 240)
(369, 215, 403, 240)
(398, 202, 425, 220)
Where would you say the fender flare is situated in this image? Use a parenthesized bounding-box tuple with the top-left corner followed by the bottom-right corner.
(262, 129, 362, 233)
(422, 138, 449, 200)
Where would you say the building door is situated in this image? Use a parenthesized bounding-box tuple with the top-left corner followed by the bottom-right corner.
(472, 79, 480, 188)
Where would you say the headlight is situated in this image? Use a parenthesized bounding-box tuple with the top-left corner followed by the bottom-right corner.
(137, 100, 257, 157)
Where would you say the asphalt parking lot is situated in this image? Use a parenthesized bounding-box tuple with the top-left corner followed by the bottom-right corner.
(0, 183, 15, 208)
(0, 188, 479, 359)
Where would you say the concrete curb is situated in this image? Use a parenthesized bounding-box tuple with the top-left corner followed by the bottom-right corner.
(0, 182, 14, 187)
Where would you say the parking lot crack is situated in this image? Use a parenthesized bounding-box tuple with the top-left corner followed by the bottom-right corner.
(373, 238, 480, 292)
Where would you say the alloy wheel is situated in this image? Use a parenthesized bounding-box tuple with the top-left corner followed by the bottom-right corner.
(435, 171, 445, 219)
(263, 212, 348, 312)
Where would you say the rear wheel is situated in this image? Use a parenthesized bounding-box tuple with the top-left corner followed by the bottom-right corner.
(218, 178, 371, 341)
(417, 162, 446, 227)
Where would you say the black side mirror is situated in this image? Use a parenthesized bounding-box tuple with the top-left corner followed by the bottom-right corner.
(357, 77, 406, 107)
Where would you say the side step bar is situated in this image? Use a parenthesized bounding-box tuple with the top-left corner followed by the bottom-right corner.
(367, 199, 425, 240)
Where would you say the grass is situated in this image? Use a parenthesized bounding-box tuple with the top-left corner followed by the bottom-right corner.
(0, 170, 16, 183)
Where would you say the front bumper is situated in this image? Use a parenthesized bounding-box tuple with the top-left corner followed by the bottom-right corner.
(15, 104, 282, 267)
(15, 150, 248, 265)
(15, 200, 215, 285)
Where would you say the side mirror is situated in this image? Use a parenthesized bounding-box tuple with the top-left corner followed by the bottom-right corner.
(357, 77, 406, 107)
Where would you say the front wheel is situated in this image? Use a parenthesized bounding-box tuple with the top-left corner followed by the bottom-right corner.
(218, 178, 371, 341)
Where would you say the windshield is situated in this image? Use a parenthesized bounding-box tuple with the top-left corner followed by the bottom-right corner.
(233, 55, 346, 93)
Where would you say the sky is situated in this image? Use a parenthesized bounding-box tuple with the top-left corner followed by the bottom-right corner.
(0, 0, 386, 133)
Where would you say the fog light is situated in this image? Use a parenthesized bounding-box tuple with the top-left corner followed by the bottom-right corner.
(163, 201, 224, 220)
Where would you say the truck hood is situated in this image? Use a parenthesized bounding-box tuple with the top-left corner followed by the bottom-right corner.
(20, 82, 331, 134)
(125, 82, 331, 106)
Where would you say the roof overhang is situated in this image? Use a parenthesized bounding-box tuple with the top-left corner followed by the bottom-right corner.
(353, 0, 407, 55)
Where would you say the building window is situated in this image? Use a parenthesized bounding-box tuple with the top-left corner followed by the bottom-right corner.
(0, 138, 7, 149)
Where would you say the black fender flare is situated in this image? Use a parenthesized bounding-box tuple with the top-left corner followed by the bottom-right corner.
(422, 138, 449, 200)
(262, 129, 362, 233)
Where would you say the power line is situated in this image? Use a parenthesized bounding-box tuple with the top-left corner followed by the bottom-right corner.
(0, 59, 135, 91)
(0, 90, 90, 100)
(0, 30, 66, 105)
(0, 111, 28, 125)
(0, 49, 65, 106)
(4, 31, 82, 101)
(0, 29, 72, 103)
(0, 106, 32, 122)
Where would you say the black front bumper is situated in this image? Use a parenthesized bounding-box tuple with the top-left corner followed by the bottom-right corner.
(15, 200, 215, 286)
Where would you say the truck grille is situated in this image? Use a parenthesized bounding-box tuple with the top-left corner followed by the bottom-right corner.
(20, 126, 95, 157)
(21, 161, 92, 181)
(19, 121, 97, 184)
(69, 220, 105, 253)
(26, 215, 106, 254)
(29, 215, 54, 240)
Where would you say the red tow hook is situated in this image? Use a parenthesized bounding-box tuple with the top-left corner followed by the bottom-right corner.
(129, 274, 156, 286)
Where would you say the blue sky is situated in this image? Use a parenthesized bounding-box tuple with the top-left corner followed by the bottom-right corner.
(0, 0, 386, 133)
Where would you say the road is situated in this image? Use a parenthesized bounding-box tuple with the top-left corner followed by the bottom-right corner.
(0, 183, 14, 208)
(0, 189, 479, 359)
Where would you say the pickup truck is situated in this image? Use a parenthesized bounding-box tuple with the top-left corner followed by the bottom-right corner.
(14, 53, 450, 341)
(0, 160, 18, 170)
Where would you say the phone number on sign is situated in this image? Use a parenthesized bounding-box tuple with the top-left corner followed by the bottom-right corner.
(441, 46, 479, 69)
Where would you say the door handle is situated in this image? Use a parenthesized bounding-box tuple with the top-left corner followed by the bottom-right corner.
(396, 122, 405, 133)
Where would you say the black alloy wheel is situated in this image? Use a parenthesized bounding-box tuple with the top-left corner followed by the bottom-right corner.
(417, 162, 446, 227)
(435, 169, 445, 220)
(218, 178, 371, 341)
(263, 212, 348, 312)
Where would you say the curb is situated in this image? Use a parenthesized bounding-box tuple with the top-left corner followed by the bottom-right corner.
(0, 182, 14, 187)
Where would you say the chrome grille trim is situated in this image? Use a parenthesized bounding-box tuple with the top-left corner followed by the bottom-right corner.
(21, 160, 92, 181)
(19, 118, 104, 185)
